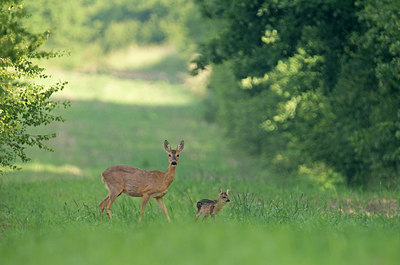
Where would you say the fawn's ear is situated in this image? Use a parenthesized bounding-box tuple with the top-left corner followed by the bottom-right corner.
(226, 189, 230, 195)
(177, 140, 184, 152)
(164, 140, 171, 152)
(219, 188, 222, 194)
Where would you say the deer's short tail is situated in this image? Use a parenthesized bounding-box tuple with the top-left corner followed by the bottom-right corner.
(101, 173, 111, 192)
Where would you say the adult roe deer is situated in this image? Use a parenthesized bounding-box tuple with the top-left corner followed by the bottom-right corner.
(99, 140, 184, 222)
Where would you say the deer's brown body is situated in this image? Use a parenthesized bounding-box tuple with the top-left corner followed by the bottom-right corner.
(99, 140, 184, 222)
(102, 166, 174, 198)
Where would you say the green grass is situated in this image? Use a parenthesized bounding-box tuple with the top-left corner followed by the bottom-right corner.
(1, 46, 400, 265)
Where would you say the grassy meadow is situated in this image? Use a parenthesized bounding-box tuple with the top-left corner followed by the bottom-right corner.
(1, 46, 400, 265)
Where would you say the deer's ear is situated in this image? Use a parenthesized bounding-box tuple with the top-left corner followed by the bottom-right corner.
(164, 140, 171, 152)
(226, 189, 230, 195)
(177, 140, 184, 152)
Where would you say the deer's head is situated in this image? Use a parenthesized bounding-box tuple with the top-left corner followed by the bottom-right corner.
(164, 140, 184, 167)
(218, 189, 230, 203)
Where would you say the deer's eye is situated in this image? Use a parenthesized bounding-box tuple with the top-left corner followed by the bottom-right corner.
(177, 154, 180, 157)
(168, 154, 171, 157)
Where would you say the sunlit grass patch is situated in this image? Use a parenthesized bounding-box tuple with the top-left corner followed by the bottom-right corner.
(35, 44, 207, 104)
(23, 163, 82, 176)
(1, 163, 84, 183)
(44, 69, 194, 106)
(40, 45, 181, 72)
(103, 45, 179, 71)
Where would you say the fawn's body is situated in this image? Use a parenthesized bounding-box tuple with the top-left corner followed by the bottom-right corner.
(99, 140, 184, 222)
(195, 189, 230, 220)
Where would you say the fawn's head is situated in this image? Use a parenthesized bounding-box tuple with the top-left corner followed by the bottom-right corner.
(164, 140, 184, 167)
(218, 189, 230, 203)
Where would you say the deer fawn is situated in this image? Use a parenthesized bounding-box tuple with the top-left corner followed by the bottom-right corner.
(99, 140, 184, 222)
(195, 189, 230, 221)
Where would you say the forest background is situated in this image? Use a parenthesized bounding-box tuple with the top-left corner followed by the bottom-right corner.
(1, 0, 400, 264)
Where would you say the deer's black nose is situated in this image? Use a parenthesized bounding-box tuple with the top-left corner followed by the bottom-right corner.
(171, 161, 177, 166)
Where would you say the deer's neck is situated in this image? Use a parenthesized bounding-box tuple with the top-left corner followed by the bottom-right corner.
(164, 165, 176, 186)
(214, 200, 225, 214)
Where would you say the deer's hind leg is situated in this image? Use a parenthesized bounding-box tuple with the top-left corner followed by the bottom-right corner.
(195, 205, 203, 221)
(195, 210, 202, 221)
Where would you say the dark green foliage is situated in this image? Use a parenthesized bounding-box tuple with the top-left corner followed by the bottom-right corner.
(0, 0, 68, 172)
(194, 0, 400, 188)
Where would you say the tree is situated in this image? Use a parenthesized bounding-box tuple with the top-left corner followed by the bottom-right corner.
(0, 0, 68, 173)
(194, 0, 400, 188)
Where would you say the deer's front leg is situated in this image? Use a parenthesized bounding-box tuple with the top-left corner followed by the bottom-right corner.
(156, 197, 171, 222)
(139, 195, 150, 222)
